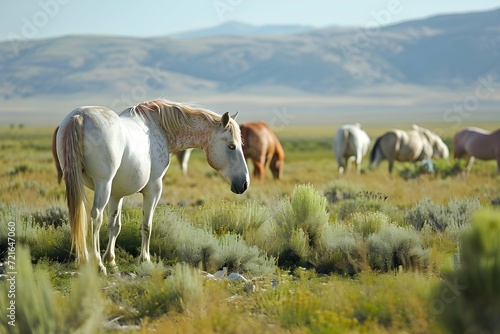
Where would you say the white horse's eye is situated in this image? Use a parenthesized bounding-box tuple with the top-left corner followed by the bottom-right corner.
(228, 143, 236, 150)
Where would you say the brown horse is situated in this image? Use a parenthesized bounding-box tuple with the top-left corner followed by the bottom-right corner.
(454, 127, 500, 174)
(240, 121, 285, 180)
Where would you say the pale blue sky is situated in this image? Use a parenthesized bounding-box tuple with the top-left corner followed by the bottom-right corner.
(1, 0, 499, 41)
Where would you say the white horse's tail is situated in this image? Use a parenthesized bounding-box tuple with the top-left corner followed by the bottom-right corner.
(342, 128, 350, 154)
(61, 115, 88, 264)
(370, 136, 383, 166)
(52, 126, 63, 184)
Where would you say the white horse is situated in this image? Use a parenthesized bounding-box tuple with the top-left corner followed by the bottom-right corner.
(411, 125, 449, 159)
(370, 128, 433, 173)
(333, 123, 371, 175)
(56, 99, 249, 273)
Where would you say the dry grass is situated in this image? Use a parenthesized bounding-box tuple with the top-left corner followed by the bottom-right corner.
(1, 124, 500, 333)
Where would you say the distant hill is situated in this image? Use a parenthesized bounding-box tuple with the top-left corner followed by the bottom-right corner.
(170, 21, 314, 39)
(0, 8, 499, 100)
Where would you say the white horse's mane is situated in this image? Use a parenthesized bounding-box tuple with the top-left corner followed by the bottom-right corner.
(130, 99, 241, 143)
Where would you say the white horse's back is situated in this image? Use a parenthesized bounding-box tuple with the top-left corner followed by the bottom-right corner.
(57, 106, 164, 197)
(370, 127, 435, 173)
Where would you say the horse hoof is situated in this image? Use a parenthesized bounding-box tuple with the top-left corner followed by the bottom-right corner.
(98, 265, 107, 276)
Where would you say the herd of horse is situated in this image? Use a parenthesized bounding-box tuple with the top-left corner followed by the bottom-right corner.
(51, 99, 500, 271)
(335, 124, 500, 175)
(148, 122, 500, 178)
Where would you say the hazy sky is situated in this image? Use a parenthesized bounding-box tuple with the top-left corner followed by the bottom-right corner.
(1, 0, 499, 41)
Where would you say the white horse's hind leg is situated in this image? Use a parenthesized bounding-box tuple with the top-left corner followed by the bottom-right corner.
(355, 155, 362, 175)
(103, 196, 124, 269)
(91, 181, 112, 274)
(139, 180, 162, 262)
(346, 156, 356, 174)
(337, 156, 345, 175)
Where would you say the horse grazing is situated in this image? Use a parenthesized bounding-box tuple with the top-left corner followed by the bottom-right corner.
(240, 121, 285, 180)
(333, 123, 371, 175)
(370, 126, 448, 173)
(412, 125, 449, 159)
(55, 99, 249, 273)
(370, 128, 433, 173)
(454, 127, 500, 174)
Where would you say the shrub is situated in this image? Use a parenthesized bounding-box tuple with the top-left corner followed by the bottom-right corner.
(6, 164, 31, 176)
(272, 184, 329, 268)
(368, 224, 428, 272)
(2, 217, 72, 261)
(324, 181, 362, 204)
(216, 233, 275, 275)
(349, 273, 434, 331)
(433, 159, 465, 178)
(275, 184, 329, 248)
(316, 223, 362, 275)
(201, 200, 271, 236)
(152, 206, 219, 271)
(20, 222, 72, 261)
(398, 159, 464, 180)
(279, 289, 321, 328)
(349, 211, 390, 238)
(32, 207, 68, 228)
(434, 209, 500, 333)
(152, 206, 274, 276)
(0, 247, 104, 334)
(405, 197, 481, 232)
(335, 197, 400, 222)
(131, 263, 205, 320)
(166, 262, 205, 315)
(398, 161, 434, 180)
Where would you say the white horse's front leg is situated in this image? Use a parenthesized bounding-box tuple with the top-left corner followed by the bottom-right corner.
(139, 180, 162, 262)
(103, 196, 124, 269)
(466, 156, 475, 176)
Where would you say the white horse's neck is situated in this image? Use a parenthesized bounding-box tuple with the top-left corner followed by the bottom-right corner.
(163, 114, 214, 153)
(125, 105, 220, 153)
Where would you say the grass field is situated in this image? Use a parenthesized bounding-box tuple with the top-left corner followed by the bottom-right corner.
(1, 124, 500, 333)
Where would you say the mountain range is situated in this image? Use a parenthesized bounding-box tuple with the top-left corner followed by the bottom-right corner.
(0, 8, 499, 124)
(169, 21, 314, 39)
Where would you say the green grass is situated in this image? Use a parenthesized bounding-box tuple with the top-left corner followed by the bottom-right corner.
(1, 125, 500, 333)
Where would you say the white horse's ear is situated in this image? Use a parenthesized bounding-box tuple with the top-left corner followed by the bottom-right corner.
(221, 112, 230, 128)
(231, 112, 239, 120)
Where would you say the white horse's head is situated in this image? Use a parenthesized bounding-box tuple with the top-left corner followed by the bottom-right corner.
(433, 139, 450, 159)
(414, 125, 449, 159)
(206, 112, 249, 194)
